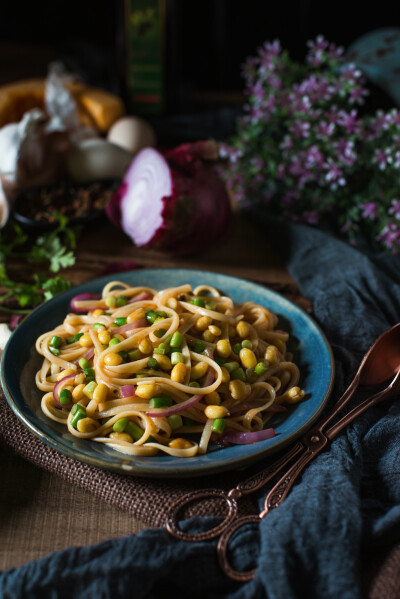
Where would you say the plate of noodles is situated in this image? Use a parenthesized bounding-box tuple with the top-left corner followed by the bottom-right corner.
(1, 268, 334, 478)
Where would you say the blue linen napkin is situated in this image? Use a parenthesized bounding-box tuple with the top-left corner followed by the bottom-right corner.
(1, 220, 400, 599)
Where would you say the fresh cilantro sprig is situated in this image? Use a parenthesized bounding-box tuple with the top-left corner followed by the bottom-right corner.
(0, 214, 78, 318)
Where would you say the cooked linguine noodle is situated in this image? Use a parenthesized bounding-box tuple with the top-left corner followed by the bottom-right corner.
(35, 282, 305, 458)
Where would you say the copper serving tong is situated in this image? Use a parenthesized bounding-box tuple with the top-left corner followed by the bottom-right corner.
(166, 323, 400, 582)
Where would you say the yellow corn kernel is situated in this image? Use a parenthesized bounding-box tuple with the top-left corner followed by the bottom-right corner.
(286, 386, 305, 404)
(93, 383, 109, 404)
(220, 366, 230, 383)
(171, 362, 187, 384)
(239, 348, 257, 369)
(236, 321, 251, 338)
(72, 383, 86, 401)
(127, 308, 146, 323)
(109, 432, 134, 443)
(139, 337, 153, 354)
(195, 316, 212, 331)
(57, 369, 76, 381)
(229, 379, 250, 401)
(216, 339, 231, 358)
(168, 438, 193, 449)
(167, 297, 178, 310)
(154, 354, 172, 371)
(265, 345, 281, 364)
(190, 361, 209, 380)
(92, 309, 105, 317)
(74, 373, 86, 385)
(79, 333, 93, 348)
(76, 417, 99, 433)
(135, 383, 160, 399)
(98, 330, 111, 345)
(103, 352, 123, 366)
(204, 391, 221, 405)
(202, 330, 215, 342)
(208, 325, 221, 337)
(204, 405, 229, 419)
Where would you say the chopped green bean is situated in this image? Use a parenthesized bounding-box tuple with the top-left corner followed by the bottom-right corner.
(125, 421, 144, 441)
(170, 331, 183, 348)
(113, 417, 129, 433)
(59, 389, 72, 406)
(149, 396, 173, 408)
(211, 418, 226, 434)
(171, 352, 185, 364)
(255, 361, 268, 375)
(79, 358, 91, 369)
(147, 357, 159, 370)
(50, 336, 62, 348)
(167, 414, 183, 430)
(115, 317, 127, 327)
(191, 298, 206, 307)
(116, 295, 128, 307)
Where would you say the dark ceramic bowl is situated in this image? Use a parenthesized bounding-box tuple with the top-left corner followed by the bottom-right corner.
(12, 179, 119, 232)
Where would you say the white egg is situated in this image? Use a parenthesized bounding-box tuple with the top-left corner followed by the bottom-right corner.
(107, 116, 156, 154)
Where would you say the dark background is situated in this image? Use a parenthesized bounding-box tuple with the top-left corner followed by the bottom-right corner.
(0, 1, 397, 141)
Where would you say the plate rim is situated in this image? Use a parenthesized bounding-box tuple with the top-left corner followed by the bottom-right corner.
(1, 267, 335, 478)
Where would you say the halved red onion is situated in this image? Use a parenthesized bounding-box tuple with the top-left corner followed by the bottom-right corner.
(70, 293, 100, 313)
(104, 143, 231, 256)
(146, 394, 202, 418)
(221, 428, 275, 445)
(128, 292, 152, 303)
(114, 318, 147, 334)
(53, 373, 76, 409)
(121, 385, 136, 398)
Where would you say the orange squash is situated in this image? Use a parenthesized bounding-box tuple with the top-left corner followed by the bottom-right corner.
(0, 79, 125, 132)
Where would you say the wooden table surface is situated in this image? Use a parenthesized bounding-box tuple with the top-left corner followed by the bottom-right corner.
(0, 212, 294, 571)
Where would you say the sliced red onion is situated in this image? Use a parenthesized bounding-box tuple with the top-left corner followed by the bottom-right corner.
(82, 347, 94, 360)
(203, 347, 214, 359)
(114, 318, 147, 334)
(221, 428, 275, 445)
(70, 293, 100, 313)
(202, 367, 215, 388)
(146, 394, 202, 418)
(53, 373, 76, 409)
(128, 292, 152, 303)
(73, 347, 94, 366)
(121, 385, 136, 398)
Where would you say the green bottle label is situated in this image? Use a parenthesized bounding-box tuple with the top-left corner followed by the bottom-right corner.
(125, 0, 165, 115)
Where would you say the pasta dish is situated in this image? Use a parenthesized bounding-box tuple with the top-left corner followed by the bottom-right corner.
(35, 282, 305, 458)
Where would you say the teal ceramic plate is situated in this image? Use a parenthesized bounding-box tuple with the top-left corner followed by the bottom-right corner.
(1, 269, 334, 478)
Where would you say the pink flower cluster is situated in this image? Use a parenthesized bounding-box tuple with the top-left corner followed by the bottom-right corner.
(220, 36, 400, 252)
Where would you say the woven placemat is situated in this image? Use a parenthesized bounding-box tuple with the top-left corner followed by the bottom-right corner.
(0, 281, 312, 528)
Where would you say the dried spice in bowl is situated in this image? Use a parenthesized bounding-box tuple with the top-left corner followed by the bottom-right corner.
(13, 180, 119, 231)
